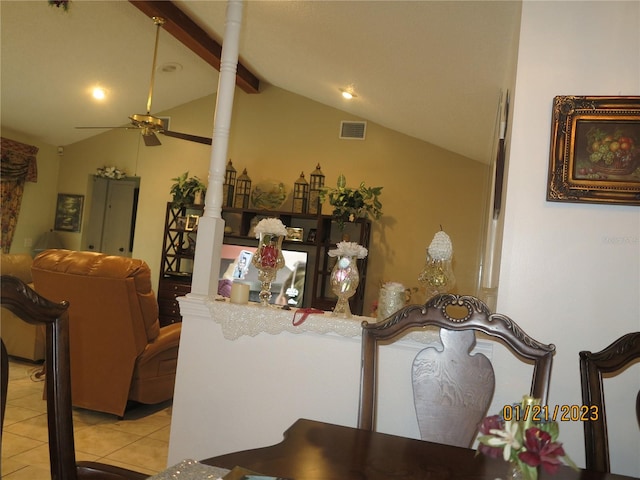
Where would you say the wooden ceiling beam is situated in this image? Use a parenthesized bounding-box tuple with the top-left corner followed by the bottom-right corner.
(129, 0, 260, 94)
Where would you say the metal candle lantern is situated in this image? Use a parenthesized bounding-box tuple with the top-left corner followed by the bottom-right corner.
(293, 172, 309, 213)
(223, 159, 237, 207)
(233, 168, 252, 209)
(308, 163, 325, 215)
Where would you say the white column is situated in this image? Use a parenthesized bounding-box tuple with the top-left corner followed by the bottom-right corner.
(190, 0, 244, 298)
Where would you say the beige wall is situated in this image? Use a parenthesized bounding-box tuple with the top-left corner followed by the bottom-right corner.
(8, 85, 489, 315)
(494, 1, 639, 476)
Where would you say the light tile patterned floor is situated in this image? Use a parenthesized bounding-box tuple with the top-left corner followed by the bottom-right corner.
(2, 357, 172, 479)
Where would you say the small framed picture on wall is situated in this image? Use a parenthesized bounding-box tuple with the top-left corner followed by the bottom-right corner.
(54, 194, 84, 232)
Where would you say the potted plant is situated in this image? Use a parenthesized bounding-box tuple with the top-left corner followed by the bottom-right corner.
(170, 172, 207, 206)
(319, 174, 383, 228)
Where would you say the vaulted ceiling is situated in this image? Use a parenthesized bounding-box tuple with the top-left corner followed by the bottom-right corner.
(0, 1, 521, 164)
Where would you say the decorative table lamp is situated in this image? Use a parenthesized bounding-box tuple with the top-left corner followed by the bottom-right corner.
(223, 159, 237, 207)
(418, 229, 456, 299)
(308, 163, 325, 215)
(293, 172, 309, 213)
(233, 168, 252, 209)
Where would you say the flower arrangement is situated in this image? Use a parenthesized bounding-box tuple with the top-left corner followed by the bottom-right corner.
(319, 174, 382, 228)
(328, 241, 368, 259)
(95, 166, 126, 180)
(253, 217, 288, 238)
(477, 396, 577, 480)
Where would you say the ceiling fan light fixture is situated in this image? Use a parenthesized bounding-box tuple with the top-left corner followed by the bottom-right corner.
(75, 15, 211, 148)
(129, 113, 165, 130)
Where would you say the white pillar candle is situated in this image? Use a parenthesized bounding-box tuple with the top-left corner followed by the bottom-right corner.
(230, 282, 250, 304)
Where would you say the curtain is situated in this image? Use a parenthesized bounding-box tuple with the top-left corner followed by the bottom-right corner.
(1, 137, 38, 253)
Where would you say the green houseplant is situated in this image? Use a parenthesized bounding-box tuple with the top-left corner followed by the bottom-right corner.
(170, 172, 207, 206)
(319, 174, 383, 228)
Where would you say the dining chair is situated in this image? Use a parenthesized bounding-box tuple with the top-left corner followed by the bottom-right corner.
(0, 275, 148, 480)
(358, 293, 556, 448)
(579, 331, 640, 473)
(1, 338, 8, 458)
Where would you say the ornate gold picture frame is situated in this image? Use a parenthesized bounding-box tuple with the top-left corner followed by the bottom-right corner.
(547, 96, 640, 205)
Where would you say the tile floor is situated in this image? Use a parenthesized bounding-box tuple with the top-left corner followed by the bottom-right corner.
(2, 357, 172, 479)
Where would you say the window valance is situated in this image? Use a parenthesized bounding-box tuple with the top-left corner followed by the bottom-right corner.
(1, 137, 38, 182)
(1, 137, 39, 252)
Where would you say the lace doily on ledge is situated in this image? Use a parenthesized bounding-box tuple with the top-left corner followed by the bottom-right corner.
(206, 299, 440, 344)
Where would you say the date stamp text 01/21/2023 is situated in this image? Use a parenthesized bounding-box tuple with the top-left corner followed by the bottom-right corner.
(502, 404, 598, 423)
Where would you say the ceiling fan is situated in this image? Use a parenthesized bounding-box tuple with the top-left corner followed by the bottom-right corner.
(76, 16, 212, 147)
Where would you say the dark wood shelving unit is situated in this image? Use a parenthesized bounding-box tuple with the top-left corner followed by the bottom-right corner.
(157, 203, 370, 326)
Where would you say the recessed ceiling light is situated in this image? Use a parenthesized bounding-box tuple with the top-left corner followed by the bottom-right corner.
(92, 87, 106, 101)
(339, 88, 357, 100)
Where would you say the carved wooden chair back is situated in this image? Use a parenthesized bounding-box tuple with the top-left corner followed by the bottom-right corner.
(358, 294, 556, 448)
(579, 331, 640, 473)
(0, 275, 148, 480)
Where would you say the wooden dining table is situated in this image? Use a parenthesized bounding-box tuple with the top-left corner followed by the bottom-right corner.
(203, 418, 637, 480)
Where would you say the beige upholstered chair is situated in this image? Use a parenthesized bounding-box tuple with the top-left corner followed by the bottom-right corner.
(358, 293, 556, 448)
(31, 249, 181, 417)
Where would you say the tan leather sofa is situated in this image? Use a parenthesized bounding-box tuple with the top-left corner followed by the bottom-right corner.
(31, 249, 181, 417)
(0, 253, 46, 361)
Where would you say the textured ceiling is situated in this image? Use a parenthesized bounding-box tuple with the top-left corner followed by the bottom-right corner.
(0, 0, 521, 164)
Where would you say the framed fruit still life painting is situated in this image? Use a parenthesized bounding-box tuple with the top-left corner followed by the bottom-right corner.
(547, 96, 640, 205)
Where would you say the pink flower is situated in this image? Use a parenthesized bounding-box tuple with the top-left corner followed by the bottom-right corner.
(518, 427, 566, 474)
(477, 415, 505, 459)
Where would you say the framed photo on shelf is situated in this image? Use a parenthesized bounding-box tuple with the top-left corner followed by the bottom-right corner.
(176, 216, 187, 230)
(54, 194, 84, 232)
(547, 96, 640, 205)
(185, 215, 200, 231)
(306, 228, 317, 243)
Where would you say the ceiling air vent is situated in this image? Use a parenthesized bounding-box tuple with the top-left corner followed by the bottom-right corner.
(339, 121, 367, 140)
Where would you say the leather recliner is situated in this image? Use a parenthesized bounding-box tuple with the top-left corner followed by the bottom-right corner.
(31, 249, 181, 417)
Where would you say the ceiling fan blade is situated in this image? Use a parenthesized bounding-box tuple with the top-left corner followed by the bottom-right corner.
(143, 131, 162, 146)
(161, 130, 212, 146)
